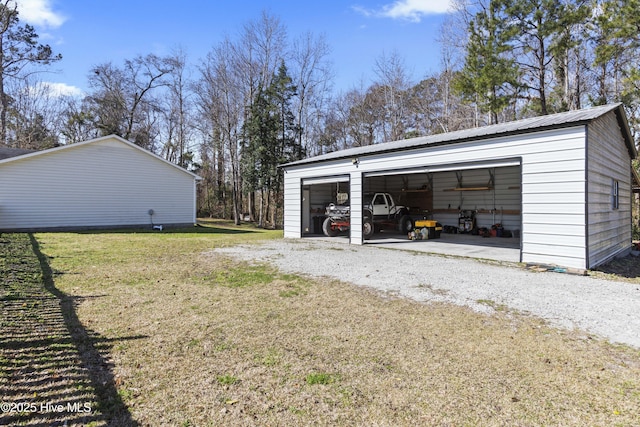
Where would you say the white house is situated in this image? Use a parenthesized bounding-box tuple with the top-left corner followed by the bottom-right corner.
(0, 135, 200, 231)
(280, 104, 637, 270)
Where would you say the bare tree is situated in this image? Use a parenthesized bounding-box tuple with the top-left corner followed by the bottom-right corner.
(0, 0, 61, 144)
(6, 76, 64, 149)
(373, 50, 413, 141)
(161, 48, 195, 168)
(314, 92, 354, 154)
(345, 83, 383, 146)
(233, 11, 288, 222)
(290, 31, 334, 156)
(234, 11, 288, 108)
(61, 96, 98, 144)
(87, 54, 174, 150)
(195, 39, 245, 223)
(410, 75, 449, 135)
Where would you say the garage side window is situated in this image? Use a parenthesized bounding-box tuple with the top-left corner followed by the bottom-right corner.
(612, 179, 619, 210)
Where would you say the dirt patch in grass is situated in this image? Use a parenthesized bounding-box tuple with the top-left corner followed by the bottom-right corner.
(3, 225, 640, 426)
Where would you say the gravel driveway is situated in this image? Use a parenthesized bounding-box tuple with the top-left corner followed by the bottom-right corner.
(215, 239, 640, 348)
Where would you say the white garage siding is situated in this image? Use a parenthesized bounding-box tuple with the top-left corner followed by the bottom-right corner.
(0, 136, 199, 231)
(283, 172, 302, 238)
(519, 129, 588, 268)
(355, 127, 588, 267)
(349, 171, 363, 243)
(285, 127, 589, 267)
(587, 113, 633, 268)
(281, 105, 636, 270)
(283, 161, 355, 239)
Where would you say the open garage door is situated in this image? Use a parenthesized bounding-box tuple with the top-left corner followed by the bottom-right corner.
(361, 159, 522, 261)
(301, 175, 349, 236)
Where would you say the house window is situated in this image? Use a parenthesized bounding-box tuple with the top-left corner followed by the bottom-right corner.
(612, 179, 619, 210)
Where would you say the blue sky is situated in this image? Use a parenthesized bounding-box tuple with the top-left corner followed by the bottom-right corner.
(16, 0, 454, 97)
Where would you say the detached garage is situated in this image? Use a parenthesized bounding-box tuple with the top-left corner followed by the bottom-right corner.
(281, 104, 637, 270)
(0, 135, 200, 231)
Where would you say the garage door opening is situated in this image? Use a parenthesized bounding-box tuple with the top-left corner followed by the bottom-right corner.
(301, 176, 350, 238)
(299, 162, 523, 263)
(361, 163, 522, 261)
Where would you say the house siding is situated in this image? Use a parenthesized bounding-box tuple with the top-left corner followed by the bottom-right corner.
(0, 137, 198, 231)
(587, 113, 633, 267)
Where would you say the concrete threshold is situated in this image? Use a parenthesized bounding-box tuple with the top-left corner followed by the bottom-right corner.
(304, 232, 521, 264)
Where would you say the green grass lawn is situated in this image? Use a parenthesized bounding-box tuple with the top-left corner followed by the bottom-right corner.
(1, 221, 640, 426)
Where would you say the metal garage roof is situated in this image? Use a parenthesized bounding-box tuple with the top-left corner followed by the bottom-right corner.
(282, 103, 636, 167)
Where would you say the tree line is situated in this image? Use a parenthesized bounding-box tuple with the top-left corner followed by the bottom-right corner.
(1, 1, 639, 226)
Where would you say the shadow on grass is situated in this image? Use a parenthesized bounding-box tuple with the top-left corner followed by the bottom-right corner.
(0, 234, 145, 426)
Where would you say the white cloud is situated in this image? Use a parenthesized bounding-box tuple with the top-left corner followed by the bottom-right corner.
(39, 82, 83, 98)
(15, 0, 66, 28)
(354, 0, 453, 22)
(352, 5, 373, 18)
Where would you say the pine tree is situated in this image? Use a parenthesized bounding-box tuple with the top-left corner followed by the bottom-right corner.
(503, 0, 567, 115)
(547, 0, 590, 111)
(453, 1, 520, 125)
(271, 61, 304, 226)
(242, 60, 303, 227)
(593, 0, 640, 139)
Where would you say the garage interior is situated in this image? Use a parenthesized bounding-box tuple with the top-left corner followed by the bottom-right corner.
(302, 165, 522, 262)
